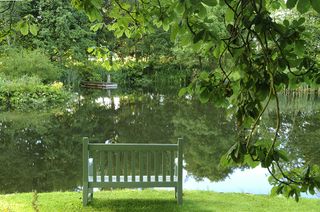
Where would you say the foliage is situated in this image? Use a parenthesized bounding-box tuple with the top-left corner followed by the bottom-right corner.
(0, 76, 72, 111)
(31, 0, 95, 63)
(72, 0, 320, 201)
(87, 27, 195, 87)
(0, 48, 62, 83)
(114, 62, 152, 87)
(61, 61, 108, 87)
(0, 0, 96, 89)
(1, 1, 197, 88)
(0, 0, 95, 63)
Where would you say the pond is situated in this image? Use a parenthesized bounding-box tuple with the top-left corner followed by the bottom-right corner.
(0, 87, 319, 198)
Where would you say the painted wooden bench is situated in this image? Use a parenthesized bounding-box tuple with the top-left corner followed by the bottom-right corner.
(82, 137, 183, 206)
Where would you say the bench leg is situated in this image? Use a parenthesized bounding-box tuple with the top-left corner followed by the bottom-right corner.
(83, 185, 88, 206)
(89, 187, 94, 202)
(174, 187, 177, 199)
(177, 185, 182, 205)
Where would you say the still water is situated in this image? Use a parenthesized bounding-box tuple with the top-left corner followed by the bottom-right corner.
(0, 88, 319, 198)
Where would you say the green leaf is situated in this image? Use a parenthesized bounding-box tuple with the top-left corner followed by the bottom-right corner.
(213, 46, 220, 58)
(301, 184, 308, 192)
(198, 3, 207, 18)
(297, 17, 306, 26)
(302, 166, 311, 178)
(90, 23, 104, 32)
(294, 190, 300, 202)
(87, 8, 101, 22)
(29, 24, 38, 36)
(311, 0, 320, 13)
(219, 154, 231, 168)
(213, 42, 225, 58)
(297, 0, 310, 13)
(219, 0, 225, 6)
(286, 0, 298, 9)
(278, 150, 289, 162)
(225, 8, 234, 23)
(199, 71, 209, 80)
(199, 87, 210, 103)
(309, 185, 315, 195)
(230, 71, 241, 81)
(87, 47, 95, 53)
(178, 87, 188, 97)
(201, 0, 217, 7)
(294, 40, 305, 57)
(271, 186, 279, 197)
(91, 0, 102, 9)
(124, 29, 131, 38)
(270, 1, 281, 10)
(163, 22, 170, 31)
(170, 25, 179, 41)
(114, 29, 124, 38)
(175, 3, 185, 15)
(244, 154, 259, 168)
(20, 22, 29, 36)
(193, 30, 205, 43)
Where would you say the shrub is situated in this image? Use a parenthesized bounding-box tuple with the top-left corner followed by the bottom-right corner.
(0, 75, 72, 111)
(0, 48, 62, 83)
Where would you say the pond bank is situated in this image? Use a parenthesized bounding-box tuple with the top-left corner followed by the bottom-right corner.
(1, 190, 319, 211)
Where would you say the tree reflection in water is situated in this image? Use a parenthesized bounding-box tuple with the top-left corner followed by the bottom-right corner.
(0, 90, 319, 194)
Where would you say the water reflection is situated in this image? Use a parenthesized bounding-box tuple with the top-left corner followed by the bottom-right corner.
(0, 112, 82, 193)
(0, 89, 319, 196)
(173, 100, 236, 181)
(261, 94, 320, 168)
(183, 166, 271, 194)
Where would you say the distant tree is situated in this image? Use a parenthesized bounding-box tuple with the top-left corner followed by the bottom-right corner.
(0, 0, 94, 64)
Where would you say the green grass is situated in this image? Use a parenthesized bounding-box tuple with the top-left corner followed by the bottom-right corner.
(0, 190, 319, 212)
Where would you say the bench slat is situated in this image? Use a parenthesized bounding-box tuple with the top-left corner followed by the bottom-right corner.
(177, 138, 183, 205)
(116, 152, 120, 182)
(154, 152, 158, 182)
(93, 151, 97, 183)
(124, 151, 128, 182)
(131, 151, 135, 182)
(139, 152, 143, 182)
(170, 151, 174, 182)
(82, 138, 89, 206)
(100, 152, 105, 183)
(108, 151, 112, 182)
(162, 151, 166, 182)
(147, 152, 151, 182)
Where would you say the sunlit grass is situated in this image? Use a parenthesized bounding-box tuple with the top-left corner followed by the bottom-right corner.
(0, 190, 319, 212)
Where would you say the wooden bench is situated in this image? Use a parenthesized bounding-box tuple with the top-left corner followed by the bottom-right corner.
(82, 137, 183, 206)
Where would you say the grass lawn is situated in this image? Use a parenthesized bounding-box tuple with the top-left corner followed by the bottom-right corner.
(0, 190, 319, 212)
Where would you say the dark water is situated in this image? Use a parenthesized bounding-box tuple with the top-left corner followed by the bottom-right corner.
(0, 88, 319, 196)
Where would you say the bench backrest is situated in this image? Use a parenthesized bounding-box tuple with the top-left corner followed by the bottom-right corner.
(83, 138, 183, 186)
